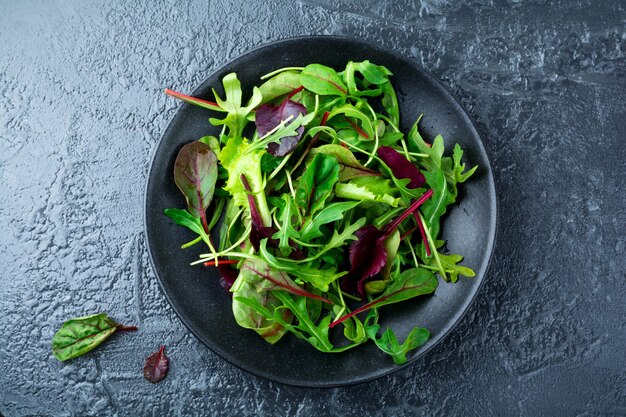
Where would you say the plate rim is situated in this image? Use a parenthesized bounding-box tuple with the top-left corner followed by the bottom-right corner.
(143, 34, 498, 388)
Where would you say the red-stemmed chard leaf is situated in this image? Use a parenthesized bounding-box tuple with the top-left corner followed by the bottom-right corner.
(330, 268, 438, 328)
(378, 146, 426, 189)
(342, 189, 434, 298)
(143, 345, 169, 383)
(174, 142, 218, 232)
(242, 262, 332, 305)
(255, 88, 307, 157)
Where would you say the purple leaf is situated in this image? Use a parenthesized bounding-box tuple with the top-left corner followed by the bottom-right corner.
(143, 345, 169, 383)
(217, 264, 238, 291)
(255, 94, 307, 157)
(378, 146, 425, 189)
(173, 141, 218, 232)
(342, 225, 387, 298)
(341, 190, 435, 298)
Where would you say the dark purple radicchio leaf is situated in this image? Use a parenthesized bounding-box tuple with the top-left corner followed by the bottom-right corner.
(143, 345, 169, 383)
(377, 146, 425, 189)
(255, 92, 307, 157)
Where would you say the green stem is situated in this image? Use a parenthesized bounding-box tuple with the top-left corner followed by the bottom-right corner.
(181, 236, 202, 249)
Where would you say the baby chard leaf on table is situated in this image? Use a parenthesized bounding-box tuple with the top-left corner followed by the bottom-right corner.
(377, 146, 426, 189)
(173, 141, 218, 232)
(296, 153, 340, 217)
(255, 92, 308, 157)
(143, 345, 169, 383)
(309, 144, 379, 181)
(52, 313, 137, 361)
(301, 64, 348, 97)
(210, 72, 262, 140)
(331, 268, 438, 328)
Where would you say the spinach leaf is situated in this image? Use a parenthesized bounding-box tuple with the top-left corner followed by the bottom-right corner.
(258, 71, 303, 103)
(296, 153, 340, 217)
(301, 64, 347, 97)
(52, 313, 137, 361)
(331, 268, 438, 328)
(299, 201, 361, 241)
(309, 144, 379, 181)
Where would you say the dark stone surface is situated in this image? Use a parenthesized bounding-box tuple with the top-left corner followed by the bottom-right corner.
(0, 0, 624, 415)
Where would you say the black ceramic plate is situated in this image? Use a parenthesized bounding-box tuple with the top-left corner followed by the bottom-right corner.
(145, 36, 497, 387)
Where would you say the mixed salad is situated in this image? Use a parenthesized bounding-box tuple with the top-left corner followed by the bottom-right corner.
(164, 61, 477, 364)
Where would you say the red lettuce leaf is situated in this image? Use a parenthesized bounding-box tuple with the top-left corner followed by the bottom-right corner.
(143, 345, 169, 383)
(378, 146, 425, 189)
(255, 93, 307, 157)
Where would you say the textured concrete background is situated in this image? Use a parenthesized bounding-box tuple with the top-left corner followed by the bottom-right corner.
(1, 0, 625, 416)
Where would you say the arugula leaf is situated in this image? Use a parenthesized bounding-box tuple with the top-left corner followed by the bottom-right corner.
(173, 141, 218, 230)
(299, 201, 361, 241)
(52, 313, 137, 361)
(363, 311, 430, 365)
(344, 60, 392, 97)
(210, 72, 262, 139)
(274, 194, 300, 256)
(420, 169, 454, 239)
(163, 208, 212, 247)
(258, 240, 347, 292)
(296, 153, 340, 216)
(424, 251, 476, 283)
(301, 64, 347, 97)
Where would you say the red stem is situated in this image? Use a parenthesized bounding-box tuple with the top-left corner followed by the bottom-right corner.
(400, 226, 417, 241)
(414, 212, 431, 256)
(116, 324, 138, 332)
(286, 86, 304, 100)
(344, 116, 369, 139)
(383, 189, 433, 238)
(164, 89, 220, 109)
(240, 174, 262, 228)
(244, 265, 333, 305)
(204, 259, 240, 267)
